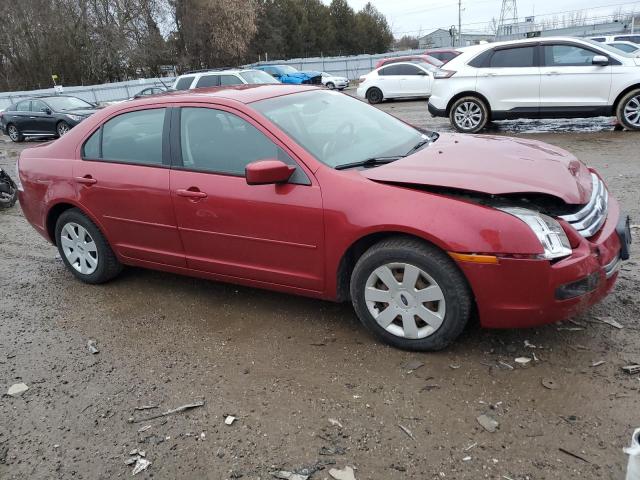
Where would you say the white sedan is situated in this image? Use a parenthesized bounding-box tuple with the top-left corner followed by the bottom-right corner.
(356, 62, 436, 104)
(321, 72, 349, 90)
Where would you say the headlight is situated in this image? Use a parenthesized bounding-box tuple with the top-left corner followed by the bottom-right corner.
(66, 114, 83, 122)
(499, 207, 572, 260)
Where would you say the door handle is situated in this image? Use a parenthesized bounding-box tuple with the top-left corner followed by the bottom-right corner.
(545, 71, 560, 75)
(485, 73, 497, 77)
(176, 188, 207, 199)
(74, 175, 97, 185)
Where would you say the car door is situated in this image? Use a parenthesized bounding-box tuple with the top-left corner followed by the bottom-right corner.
(377, 65, 404, 97)
(29, 99, 58, 135)
(539, 43, 613, 112)
(399, 64, 432, 97)
(170, 105, 325, 292)
(11, 100, 33, 133)
(74, 107, 186, 267)
(475, 44, 540, 115)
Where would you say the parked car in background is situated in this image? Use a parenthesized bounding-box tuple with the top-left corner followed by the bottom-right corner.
(16, 85, 629, 351)
(590, 34, 640, 44)
(254, 65, 323, 85)
(130, 86, 170, 99)
(428, 37, 640, 132)
(173, 69, 278, 90)
(375, 54, 443, 69)
(424, 48, 462, 63)
(0, 95, 99, 142)
(357, 62, 437, 104)
(321, 72, 349, 90)
(606, 41, 640, 54)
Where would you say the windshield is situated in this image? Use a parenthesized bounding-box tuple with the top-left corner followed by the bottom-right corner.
(253, 90, 427, 168)
(45, 96, 94, 111)
(278, 65, 299, 74)
(581, 38, 635, 58)
(240, 70, 280, 84)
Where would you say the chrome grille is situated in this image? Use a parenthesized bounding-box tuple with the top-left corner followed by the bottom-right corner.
(560, 174, 608, 238)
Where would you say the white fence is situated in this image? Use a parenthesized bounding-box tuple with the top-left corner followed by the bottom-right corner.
(0, 77, 175, 110)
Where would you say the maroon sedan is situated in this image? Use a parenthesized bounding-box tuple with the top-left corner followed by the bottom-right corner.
(16, 85, 630, 351)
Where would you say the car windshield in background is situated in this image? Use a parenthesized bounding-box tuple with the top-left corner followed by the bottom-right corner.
(253, 90, 426, 168)
(582, 38, 635, 57)
(239, 70, 279, 84)
(45, 96, 93, 111)
(278, 65, 299, 74)
(412, 61, 439, 73)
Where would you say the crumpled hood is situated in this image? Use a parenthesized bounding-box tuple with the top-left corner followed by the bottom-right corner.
(280, 71, 321, 83)
(362, 133, 593, 204)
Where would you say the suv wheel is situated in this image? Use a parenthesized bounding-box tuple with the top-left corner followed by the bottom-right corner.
(617, 89, 640, 131)
(450, 96, 489, 133)
(350, 237, 472, 351)
(366, 87, 383, 104)
(7, 124, 24, 143)
(55, 208, 122, 284)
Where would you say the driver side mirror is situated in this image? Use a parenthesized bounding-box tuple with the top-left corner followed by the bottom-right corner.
(41, 107, 52, 115)
(245, 159, 295, 185)
(592, 55, 609, 66)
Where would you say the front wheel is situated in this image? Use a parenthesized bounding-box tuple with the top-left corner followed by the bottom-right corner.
(366, 87, 383, 104)
(617, 89, 640, 131)
(57, 121, 71, 137)
(350, 237, 472, 351)
(449, 96, 489, 133)
(55, 208, 122, 284)
(326, 82, 335, 90)
(7, 124, 24, 143)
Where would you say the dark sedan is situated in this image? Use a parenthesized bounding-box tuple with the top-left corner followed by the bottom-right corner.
(0, 95, 99, 142)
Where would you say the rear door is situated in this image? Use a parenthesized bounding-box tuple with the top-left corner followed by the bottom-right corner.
(377, 65, 404, 97)
(74, 107, 185, 267)
(169, 105, 325, 292)
(475, 44, 540, 114)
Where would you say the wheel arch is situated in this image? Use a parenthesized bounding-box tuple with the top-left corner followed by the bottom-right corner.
(45, 201, 106, 246)
(366, 85, 383, 99)
(612, 83, 640, 112)
(445, 91, 491, 117)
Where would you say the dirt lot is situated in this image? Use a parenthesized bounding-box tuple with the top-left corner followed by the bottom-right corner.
(1, 98, 639, 480)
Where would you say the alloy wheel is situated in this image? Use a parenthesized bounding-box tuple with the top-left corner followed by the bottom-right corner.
(60, 222, 99, 275)
(57, 122, 70, 136)
(454, 101, 483, 130)
(8, 125, 19, 141)
(624, 95, 640, 127)
(364, 262, 446, 339)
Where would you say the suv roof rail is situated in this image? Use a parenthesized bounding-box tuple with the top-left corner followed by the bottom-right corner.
(182, 67, 238, 74)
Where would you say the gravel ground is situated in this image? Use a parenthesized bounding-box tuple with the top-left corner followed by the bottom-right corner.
(1, 98, 639, 480)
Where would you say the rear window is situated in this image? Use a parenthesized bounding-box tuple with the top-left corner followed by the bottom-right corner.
(195, 75, 220, 88)
(175, 76, 195, 90)
(489, 46, 536, 68)
(430, 52, 457, 62)
(614, 35, 640, 43)
(219, 75, 243, 86)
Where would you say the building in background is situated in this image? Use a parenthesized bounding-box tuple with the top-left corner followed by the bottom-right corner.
(418, 29, 493, 49)
(495, 16, 638, 41)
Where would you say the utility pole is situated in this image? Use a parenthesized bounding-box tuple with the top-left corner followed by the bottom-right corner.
(458, 0, 462, 47)
(496, 0, 519, 40)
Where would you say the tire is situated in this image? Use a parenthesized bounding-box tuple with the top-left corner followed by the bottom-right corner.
(366, 87, 383, 104)
(55, 208, 122, 284)
(56, 121, 71, 137)
(0, 171, 17, 209)
(616, 89, 640, 131)
(6, 124, 24, 143)
(449, 96, 489, 133)
(326, 82, 335, 90)
(350, 236, 472, 351)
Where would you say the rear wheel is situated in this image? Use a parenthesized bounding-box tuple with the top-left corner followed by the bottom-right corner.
(449, 96, 489, 133)
(366, 87, 383, 104)
(326, 82, 335, 90)
(55, 208, 122, 284)
(617, 89, 640, 131)
(350, 237, 472, 351)
(7, 124, 24, 143)
(56, 121, 70, 137)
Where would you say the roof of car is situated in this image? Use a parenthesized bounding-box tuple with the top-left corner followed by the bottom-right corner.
(177, 69, 261, 77)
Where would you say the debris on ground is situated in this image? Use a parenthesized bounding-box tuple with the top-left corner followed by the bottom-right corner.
(87, 339, 99, 354)
(328, 418, 343, 428)
(596, 316, 624, 329)
(477, 414, 499, 433)
(558, 447, 590, 463)
(137, 425, 152, 433)
(542, 378, 559, 390)
(133, 400, 204, 422)
(270, 471, 309, 480)
(224, 415, 236, 425)
(420, 383, 441, 392)
(7, 383, 29, 397)
(398, 424, 416, 441)
(319, 445, 346, 455)
(329, 465, 357, 480)
(623, 428, 640, 479)
(498, 361, 514, 370)
(591, 360, 606, 367)
(622, 365, 640, 375)
(462, 456, 472, 461)
(449, 364, 461, 369)
(401, 360, 424, 372)
(464, 442, 477, 451)
(134, 405, 159, 411)
(524, 340, 538, 349)
(514, 357, 532, 367)
(131, 457, 151, 475)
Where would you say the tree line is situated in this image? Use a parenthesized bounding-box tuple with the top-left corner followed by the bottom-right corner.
(0, 0, 394, 91)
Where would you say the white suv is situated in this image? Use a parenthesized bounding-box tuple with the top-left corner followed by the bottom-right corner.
(173, 69, 278, 90)
(428, 37, 640, 132)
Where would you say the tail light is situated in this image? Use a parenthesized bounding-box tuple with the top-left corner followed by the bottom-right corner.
(434, 69, 456, 79)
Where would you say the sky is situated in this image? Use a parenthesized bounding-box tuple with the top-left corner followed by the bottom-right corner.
(342, 0, 639, 37)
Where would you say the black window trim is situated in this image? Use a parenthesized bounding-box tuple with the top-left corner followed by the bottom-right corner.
(170, 105, 311, 185)
(486, 42, 541, 68)
(80, 107, 171, 169)
(540, 40, 622, 66)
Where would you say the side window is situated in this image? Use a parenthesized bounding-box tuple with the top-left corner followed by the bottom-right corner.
(615, 36, 640, 43)
(175, 76, 195, 90)
(489, 46, 536, 67)
(591, 37, 605, 42)
(179, 107, 309, 184)
(398, 64, 422, 75)
(543, 44, 597, 66)
(379, 65, 403, 76)
(82, 109, 166, 165)
(195, 75, 220, 88)
(31, 100, 48, 112)
(16, 100, 31, 111)
(220, 75, 243, 86)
